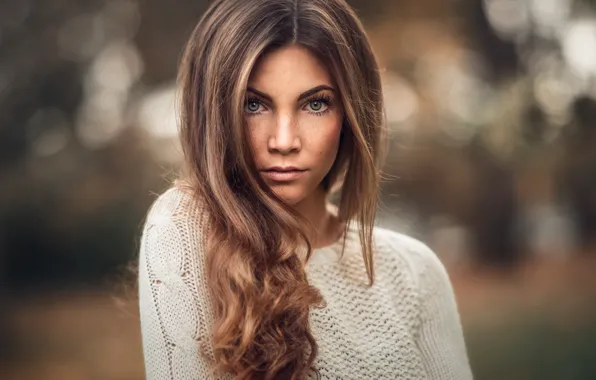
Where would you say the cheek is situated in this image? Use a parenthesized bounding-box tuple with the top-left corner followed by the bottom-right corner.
(309, 116, 342, 162)
(246, 118, 268, 163)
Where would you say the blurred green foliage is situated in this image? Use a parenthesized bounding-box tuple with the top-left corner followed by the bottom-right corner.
(468, 315, 596, 380)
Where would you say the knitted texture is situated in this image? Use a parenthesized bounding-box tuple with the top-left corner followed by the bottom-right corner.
(138, 187, 474, 379)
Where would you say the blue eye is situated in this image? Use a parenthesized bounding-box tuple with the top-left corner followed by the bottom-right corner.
(305, 95, 332, 115)
(309, 100, 324, 111)
(245, 99, 262, 113)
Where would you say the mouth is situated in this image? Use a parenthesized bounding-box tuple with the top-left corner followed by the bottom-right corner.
(261, 167, 307, 182)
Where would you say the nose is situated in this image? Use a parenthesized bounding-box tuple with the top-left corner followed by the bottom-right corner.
(268, 112, 301, 154)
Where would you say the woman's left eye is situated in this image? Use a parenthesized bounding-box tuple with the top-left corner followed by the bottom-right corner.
(309, 100, 325, 111)
(305, 97, 331, 114)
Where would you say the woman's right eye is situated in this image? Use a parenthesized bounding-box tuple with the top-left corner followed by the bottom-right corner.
(245, 99, 262, 114)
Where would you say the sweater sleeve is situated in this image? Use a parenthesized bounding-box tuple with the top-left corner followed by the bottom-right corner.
(414, 243, 474, 380)
(138, 211, 221, 379)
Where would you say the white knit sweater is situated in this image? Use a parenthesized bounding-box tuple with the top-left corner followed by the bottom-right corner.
(138, 187, 474, 379)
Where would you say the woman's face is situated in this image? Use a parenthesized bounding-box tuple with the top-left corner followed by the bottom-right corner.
(245, 44, 343, 206)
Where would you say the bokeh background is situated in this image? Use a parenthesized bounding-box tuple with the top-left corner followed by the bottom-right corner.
(2, 0, 596, 379)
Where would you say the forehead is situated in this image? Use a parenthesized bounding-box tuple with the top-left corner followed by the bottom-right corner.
(248, 44, 333, 93)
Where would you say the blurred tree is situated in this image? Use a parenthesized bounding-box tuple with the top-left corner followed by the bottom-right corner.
(557, 96, 596, 250)
(0, 0, 178, 291)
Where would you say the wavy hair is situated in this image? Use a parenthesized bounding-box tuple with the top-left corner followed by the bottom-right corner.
(176, 0, 386, 378)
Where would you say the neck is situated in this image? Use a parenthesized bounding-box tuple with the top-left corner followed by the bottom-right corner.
(292, 186, 341, 249)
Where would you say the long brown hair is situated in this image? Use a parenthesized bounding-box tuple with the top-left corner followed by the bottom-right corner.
(177, 0, 386, 378)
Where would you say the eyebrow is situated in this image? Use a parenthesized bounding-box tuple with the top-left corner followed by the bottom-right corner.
(246, 84, 335, 102)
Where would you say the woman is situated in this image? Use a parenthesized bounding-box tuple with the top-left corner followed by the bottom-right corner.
(138, 0, 473, 379)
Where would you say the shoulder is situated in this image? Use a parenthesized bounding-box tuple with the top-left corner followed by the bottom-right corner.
(138, 185, 211, 288)
(144, 184, 208, 228)
(372, 226, 450, 291)
(372, 226, 437, 268)
(139, 185, 210, 263)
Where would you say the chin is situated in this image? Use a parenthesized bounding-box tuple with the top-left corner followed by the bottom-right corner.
(270, 187, 307, 206)
(275, 193, 305, 206)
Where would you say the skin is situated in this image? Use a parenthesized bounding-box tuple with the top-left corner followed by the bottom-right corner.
(245, 44, 345, 248)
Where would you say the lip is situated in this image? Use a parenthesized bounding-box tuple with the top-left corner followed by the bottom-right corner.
(261, 167, 307, 182)
(265, 166, 304, 172)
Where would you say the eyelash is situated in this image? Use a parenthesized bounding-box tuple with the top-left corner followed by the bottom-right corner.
(244, 95, 333, 117)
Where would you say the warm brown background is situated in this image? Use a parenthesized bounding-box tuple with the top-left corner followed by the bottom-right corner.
(2, 0, 596, 379)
